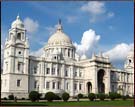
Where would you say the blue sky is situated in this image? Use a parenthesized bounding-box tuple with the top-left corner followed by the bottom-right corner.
(1, 1, 134, 68)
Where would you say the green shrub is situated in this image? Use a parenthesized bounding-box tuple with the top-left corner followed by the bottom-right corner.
(105, 94, 109, 99)
(45, 92, 55, 102)
(8, 94, 14, 100)
(126, 95, 130, 98)
(62, 92, 70, 102)
(88, 93, 96, 101)
(78, 93, 83, 99)
(29, 91, 39, 102)
(54, 94, 61, 100)
(3, 97, 7, 100)
(21, 98, 25, 100)
(116, 93, 121, 98)
(98, 93, 106, 101)
(109, 92, 117, 100)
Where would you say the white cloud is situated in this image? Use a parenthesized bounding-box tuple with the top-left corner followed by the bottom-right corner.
(81, 1, 114, 23)
(45, 24, 57, 35)
(74, 29, 100, 56)
(81, 1, 105, 15)
(24, 17, 39, 33)
(81, 1, 105, 23)
(103, 43, 134, 61)
(67, 16, 78, 23)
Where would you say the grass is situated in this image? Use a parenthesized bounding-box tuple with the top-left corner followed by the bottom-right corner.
(1, 100, 134, 106)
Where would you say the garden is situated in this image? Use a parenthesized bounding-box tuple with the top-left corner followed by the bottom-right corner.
(1, 91, 134, 106)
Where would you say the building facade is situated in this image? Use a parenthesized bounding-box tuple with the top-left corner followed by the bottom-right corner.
(1, 16, 134, 98)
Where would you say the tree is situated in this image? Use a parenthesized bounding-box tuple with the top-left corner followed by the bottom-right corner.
(29, 91, 40, 102)
(109, 92, 118, 100)
(45, 92, 55, 102)
(88, 93, 96, 101)
(8, 94, 14, 100)
(62, 92, 70, 102)
(77, 93, 83, 102)
(98, 93, 106, 101)
(54, 94, 61, 100)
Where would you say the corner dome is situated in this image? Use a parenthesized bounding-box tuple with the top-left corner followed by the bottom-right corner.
(11, 15, 24, 29)
(47, 19, 72, 45)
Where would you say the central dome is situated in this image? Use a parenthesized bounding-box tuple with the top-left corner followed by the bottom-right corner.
(47, 20, 72, 45)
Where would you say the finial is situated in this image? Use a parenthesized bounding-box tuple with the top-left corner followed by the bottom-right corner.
(58, 19, 61, 25)
(57, 19, 63, 31)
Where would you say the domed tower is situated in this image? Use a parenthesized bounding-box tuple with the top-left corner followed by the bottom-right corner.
(1, 15, 29, 98)
(44, 19, 76, 61)
(124, 49, 134, 96)
(124, 50, 134, 70)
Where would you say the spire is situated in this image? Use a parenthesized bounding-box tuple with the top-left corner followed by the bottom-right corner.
(58, 19, 61, 25)
(57, 19, 63, 31)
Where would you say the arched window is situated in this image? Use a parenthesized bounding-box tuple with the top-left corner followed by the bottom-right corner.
(46, 82, 50, 89)
(17, 33, 21, 40)
(79, 83, 82, 90)
(52, 82, 55, 89)
(57, 81, 60, 89)
(17, 80, 21, 87)
(65, 70, 68, 76)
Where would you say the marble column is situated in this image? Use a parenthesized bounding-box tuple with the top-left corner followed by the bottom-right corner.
(61, 64, 65, 90)
(106, 69, 111, 94)
(93, 67, 98, 93)
(70, 65, 74, 97)
(50, 63, 52, 75)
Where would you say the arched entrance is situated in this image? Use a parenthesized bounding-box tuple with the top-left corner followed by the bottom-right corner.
(87, 82, 92, 94)
(97, 69, 105, 93)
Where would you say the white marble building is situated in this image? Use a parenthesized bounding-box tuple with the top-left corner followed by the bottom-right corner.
(1, 15, 134, 98)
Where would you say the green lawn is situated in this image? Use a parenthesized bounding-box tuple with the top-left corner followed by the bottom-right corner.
(1, 100, 134, 106)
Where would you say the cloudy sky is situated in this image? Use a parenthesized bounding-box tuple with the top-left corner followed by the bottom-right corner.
(1, 1, 134, 69)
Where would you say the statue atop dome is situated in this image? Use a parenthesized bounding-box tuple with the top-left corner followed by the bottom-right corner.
(57, 19, 63, 32)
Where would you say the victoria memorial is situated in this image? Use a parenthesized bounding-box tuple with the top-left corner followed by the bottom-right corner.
(1, 15, 134, 98)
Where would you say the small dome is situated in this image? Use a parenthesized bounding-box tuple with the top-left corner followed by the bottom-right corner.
(47, 20, 72, 45)
(11, 15, 24, 29)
